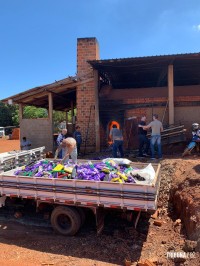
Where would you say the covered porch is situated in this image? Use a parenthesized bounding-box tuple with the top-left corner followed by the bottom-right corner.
(2, 77, 77, 152)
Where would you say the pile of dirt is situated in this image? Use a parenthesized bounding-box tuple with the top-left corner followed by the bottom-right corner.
(170, 159, 200, 251)
(133, 158, 200, 265)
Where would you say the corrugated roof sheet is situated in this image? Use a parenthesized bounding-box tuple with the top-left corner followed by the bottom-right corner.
(89, 52, 200, 65)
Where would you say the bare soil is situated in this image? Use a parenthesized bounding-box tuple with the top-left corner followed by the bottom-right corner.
(0, 138, 20, 152)
(0, 139, 199, 266)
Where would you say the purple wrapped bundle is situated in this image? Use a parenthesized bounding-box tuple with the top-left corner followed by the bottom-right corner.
(14, 169, 23, 175)
(77, 168, 92, 180)
(35, 171, 43, 177)
(46, 163, 53, 171)
(76, 164, 102, 181)
(99, 172, 105, 181)
(93, 163, 106, 171)
(127, 176, 136, 183)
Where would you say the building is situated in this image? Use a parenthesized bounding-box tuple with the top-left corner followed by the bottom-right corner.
(2, 37, 200, 152)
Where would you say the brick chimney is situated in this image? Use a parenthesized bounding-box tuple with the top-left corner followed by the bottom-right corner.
(77, 37, 100, 79)
(76, 37, 100, 151)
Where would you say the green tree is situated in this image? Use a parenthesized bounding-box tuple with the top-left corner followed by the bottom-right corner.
(0, 101, 16, 126)
(0, 102, 74, 131)
(23, 106, 48, 118)
(53, 111, 66, 133)
(11, 104, 19, 126)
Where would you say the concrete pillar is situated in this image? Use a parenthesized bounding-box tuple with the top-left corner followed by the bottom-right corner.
(168, 64, 174, 125)
(94, 70, 100, 152)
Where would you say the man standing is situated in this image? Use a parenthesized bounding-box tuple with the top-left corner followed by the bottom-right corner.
(20, 137, 31, 150)
(109, 125, 124, 158)
(55, 137, 77, 164)
(140, 114, 163, 159)
(138, 115, 150, 157)
(56, 129, 68, 158)
(73, 126, 82, 156)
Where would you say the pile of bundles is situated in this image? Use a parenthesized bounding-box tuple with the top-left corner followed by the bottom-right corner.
(14, 159, 155, 184)
(13, 159, 142, 183)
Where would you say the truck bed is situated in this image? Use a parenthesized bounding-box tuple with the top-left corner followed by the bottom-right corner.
(0, 160, 161, 212)
(0, 147, 45, 172)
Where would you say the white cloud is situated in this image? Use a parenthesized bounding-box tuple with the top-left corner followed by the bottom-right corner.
(193, 24, 200, 31)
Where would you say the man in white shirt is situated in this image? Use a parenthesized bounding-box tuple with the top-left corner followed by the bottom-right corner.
(20, 137, 31, 150)
(140, 114, 163, 159)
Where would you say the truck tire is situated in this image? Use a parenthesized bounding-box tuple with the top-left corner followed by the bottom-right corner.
(51, 206, 81, 236)
(76, 207, 86, 226)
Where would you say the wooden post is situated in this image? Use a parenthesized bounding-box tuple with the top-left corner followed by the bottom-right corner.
(48, 92, 54, 151)
(18, 104, 23, 122)
(168, 64, 174, 125)
(71, 100, 75, 132)
(66, 111, 68, 131)
(94, 70, 100, 152)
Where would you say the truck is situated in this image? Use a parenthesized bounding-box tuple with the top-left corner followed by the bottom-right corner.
(0, 147, 161, 236)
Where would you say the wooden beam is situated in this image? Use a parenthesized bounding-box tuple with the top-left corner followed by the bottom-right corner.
(168, 65, 174, 125)
(94, 70, 100, 152)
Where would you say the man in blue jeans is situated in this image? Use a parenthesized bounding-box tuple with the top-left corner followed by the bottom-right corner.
(138, 115, 150, 157)
(140, 114, 163, 159)
(109, 125, 124, 158)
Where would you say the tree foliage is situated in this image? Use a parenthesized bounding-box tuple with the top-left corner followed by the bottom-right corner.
(0, 101, 19, 126)
(23, 106, 48, 119)
(0, 102, 73, 130)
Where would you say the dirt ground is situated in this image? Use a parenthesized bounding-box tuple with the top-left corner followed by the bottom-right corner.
(0, 138, 20, 152)
(0, 139, 199, 266)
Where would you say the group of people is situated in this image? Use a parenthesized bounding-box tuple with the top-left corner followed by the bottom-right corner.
(19, 113, 200, 163)
(54, 126, 82, 164)
(109, 114, 163, 160)
(54, 114, 164, 161)
(20, 126, 82, 164)
(138, 114, 163, 159)
(55, 116, 162, 162)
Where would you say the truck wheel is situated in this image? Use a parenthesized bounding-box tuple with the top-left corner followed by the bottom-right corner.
(76, 207, 86, 226)
(51, 206, 81, 236)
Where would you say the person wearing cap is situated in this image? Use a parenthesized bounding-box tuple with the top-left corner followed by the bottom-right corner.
(54, 137, 77, 164)
(184, 123, 200, 155)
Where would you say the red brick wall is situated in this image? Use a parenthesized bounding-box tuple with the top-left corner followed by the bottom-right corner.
(76, 38, 100, 150)
(99, 85, 200, 149)
(75, 38, 200, 150)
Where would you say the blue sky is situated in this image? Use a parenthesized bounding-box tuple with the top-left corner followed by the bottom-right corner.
(1, 0, 200, 99)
